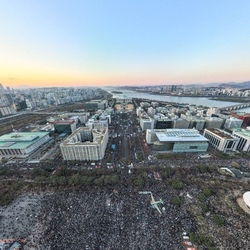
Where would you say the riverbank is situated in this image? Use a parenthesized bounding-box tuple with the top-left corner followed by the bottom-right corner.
(131, 90, 250, 103)
(209, 96, 250, 103)
(104, 87, 248, 108)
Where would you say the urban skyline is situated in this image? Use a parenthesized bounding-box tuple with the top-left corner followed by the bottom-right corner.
(1, 1, 250, 88)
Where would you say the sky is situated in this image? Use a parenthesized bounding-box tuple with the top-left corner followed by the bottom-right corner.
(0, 0, 250, 88)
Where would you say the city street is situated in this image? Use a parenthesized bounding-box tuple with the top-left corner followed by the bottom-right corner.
(104, 109, 151, 167)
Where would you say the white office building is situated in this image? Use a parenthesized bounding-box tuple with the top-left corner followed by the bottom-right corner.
(203, 128, 239, 152)
(232, 128, 250, 151)
(140, 115, 154, 130)
(60, 126, 108, 161)
(0, 105, 16, 116)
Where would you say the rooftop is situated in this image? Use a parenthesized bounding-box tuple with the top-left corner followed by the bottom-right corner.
(152, 129, 208, 142)
(243, 191, 250, 207)
(205, 128, 235, 140)
(86, 100, 107, 103)
(233, 128, 250, 138)
(53, 120, 75, 124)
(220, 167, 243, 178)
(61, 127, 107, 146)
(205, 117, 223, 120)
(0, 132, 49, 149)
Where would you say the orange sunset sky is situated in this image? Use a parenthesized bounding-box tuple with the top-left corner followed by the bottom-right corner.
(1, 1, 250, 88)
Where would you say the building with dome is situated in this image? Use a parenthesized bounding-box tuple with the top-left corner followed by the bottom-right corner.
(0, 132, 50, 158)
(243, 191, 250, 209)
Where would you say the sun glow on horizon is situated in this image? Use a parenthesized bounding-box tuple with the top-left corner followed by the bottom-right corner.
(1, 1, 250, 88)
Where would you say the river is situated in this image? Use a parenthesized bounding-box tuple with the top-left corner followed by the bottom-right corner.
(103, 87, 250, 112)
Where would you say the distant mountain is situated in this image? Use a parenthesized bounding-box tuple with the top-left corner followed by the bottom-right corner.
(16, 85, 31, 89)
(183, 81, 250, 88)
(218, 81, 250, 88)
(114, 81, 250, 89)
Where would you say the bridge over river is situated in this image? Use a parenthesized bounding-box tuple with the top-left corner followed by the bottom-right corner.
(220, 102, 250, 111)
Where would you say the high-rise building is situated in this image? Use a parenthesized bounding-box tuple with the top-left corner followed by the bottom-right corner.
(0, 105, 16, 117)
(140, 115, 154, 130)
(0, 83, 5, 94)
(171, 85, 177, 92)
(60, 126, 108, 161)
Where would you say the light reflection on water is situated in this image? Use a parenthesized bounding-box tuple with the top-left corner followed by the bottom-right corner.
(104, 87, 248, 110)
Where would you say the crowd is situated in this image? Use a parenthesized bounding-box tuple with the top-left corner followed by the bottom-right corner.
(24, 187, 193, 250)
(1, 156, 250, 249)
(22, 156, 250, 250)
(0, 194, 44, 239)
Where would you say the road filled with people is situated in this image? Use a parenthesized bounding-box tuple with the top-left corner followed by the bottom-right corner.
(0, 156, 250, 249)
(24, 187, 193, 250)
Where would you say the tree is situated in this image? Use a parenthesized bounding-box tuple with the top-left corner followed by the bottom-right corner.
(133, 177, 145, 187)
(172, 180, 184, 190)
(94, 176, 104, 186)
(202, 186, 215, 197)
(171, 196, 181, 206)
(199, 202, 209, 213)
(213, 214, 225, 226)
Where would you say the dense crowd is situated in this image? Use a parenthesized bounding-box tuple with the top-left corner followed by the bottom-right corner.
(24, 187, 193, 250)
(1, 155, 250, 249)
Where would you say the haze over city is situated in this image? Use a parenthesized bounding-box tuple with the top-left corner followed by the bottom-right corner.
(1, 0, 250, 88)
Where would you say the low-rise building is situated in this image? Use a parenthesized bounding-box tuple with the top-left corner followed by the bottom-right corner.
(230, 112, 250, 127)
(0, 132, 50, 158)
(85, 100, 108, 110)
(205, 117, 224, 129)
(115, 103, 134, 111)
(146, 128, 209, 153)
(224, 117, 243, 129)
(116, 96, 132, 104)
